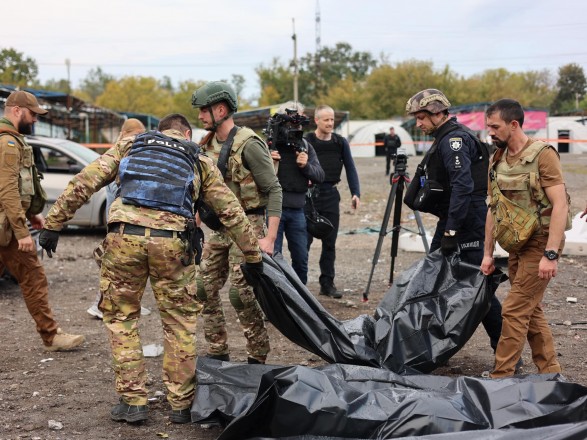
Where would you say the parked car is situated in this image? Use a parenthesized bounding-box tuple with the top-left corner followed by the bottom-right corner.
(26, 136, 108, 228)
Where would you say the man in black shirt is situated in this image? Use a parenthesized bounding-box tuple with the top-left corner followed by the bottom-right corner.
(305, 105, 360, 298)
(383, 126, 402, 176)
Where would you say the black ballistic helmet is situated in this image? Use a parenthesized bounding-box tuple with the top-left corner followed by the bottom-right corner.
(306, 212, 334, 239)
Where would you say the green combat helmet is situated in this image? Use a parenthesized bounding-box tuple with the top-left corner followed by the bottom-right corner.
(192, 81, 238, 113)
(405, 89, 451, 115)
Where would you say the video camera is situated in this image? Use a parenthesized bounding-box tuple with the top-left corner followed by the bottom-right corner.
(394, 147, 408, 173)
(263, 109, 310, 153)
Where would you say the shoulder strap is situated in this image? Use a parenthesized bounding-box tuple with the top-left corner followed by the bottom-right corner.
(217, 126, 239, 178)
(194, 155, 204, 208)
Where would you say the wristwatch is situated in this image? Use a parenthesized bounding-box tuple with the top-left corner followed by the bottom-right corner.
(444, 230, 457, 237)
(544, 250, 559, 260)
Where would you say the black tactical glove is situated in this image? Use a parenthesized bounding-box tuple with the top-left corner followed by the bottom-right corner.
(39, 229, 60, 258)
(241, 261, 264, 288)
(440, 234, 459, 256)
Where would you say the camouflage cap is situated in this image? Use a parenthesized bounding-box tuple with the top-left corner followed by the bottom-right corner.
(405, 89, 451, 115)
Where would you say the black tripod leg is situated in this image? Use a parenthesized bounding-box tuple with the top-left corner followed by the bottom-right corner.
(363, 179, 398, 302)
(413, 210, 430, 254)
(388, 178, 405, 285)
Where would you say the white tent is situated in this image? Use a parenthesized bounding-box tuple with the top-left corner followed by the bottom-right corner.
(338, 120, 415, 158)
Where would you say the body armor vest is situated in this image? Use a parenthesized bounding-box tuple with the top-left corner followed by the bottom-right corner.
(491, 140, 572, 234)
(118, 131, 197, 218)
(275, 140, 310, 193)
(203, 127, 268, 211)
(426, 121, 489, 208)
(0, 124, 34, 210)
(305, 133, 343, 182)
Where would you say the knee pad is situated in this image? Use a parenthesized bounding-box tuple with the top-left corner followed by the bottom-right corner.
(196, 277, 207, 302)
(229, 286, 244, 310)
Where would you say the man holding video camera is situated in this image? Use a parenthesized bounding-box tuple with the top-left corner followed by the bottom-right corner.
(267, 102, 324, 284)
(405, 88, 503, 355)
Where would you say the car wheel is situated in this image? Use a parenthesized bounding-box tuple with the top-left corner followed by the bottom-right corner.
(100, 203, 108, 227)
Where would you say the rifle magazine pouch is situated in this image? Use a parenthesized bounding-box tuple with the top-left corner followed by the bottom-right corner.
(492, 195, 539, 253)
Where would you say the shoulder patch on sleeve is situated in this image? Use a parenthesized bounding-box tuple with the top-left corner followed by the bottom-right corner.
(449, 137, 462, 151)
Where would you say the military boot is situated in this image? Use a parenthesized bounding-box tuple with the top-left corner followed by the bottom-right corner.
(44, 328, 85, 352)
(319, 282, 343, 299)
(170, 407, 192, 424)
(110, 398, 148, 423)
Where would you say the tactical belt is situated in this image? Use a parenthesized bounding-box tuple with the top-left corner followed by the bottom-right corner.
(108, 222, 185, 239)
(245, 207, 266, 215)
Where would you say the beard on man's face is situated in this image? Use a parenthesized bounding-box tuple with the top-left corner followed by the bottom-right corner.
(491, 137, 508, 149)
(17, 120, 34, 135)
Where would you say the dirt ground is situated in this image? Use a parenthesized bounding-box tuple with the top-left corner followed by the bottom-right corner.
(1, 154, 586, 440)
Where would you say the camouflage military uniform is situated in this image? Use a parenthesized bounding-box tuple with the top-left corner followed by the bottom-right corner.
(197, 127, 281, 363)
(0, 118, 59, 346)
(45, 128, 261, 410)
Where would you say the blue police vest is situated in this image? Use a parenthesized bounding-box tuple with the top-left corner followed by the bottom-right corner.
(118, 131, 197, 218)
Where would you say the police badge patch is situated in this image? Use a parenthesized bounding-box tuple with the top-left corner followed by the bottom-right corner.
(449, 137, 462, 151)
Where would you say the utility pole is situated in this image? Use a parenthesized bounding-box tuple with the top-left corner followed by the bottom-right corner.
(292, 18, 299, 102)
(65, 58, 71, 94)
(315, 0, 321, 87)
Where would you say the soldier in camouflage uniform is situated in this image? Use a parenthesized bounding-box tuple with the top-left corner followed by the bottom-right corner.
(40, 113, 263, 424)
(0, 91, 85, 352)
(482, 99, 569, 378)
(192, 81, 282, 364)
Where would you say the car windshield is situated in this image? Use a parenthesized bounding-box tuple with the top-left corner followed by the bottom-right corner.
(50, 138, 100, 163)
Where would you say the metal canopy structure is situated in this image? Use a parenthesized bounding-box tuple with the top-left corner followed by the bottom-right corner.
(0, 84, 125, 144)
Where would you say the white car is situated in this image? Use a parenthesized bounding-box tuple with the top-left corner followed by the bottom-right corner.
(27, 136, 108, 228)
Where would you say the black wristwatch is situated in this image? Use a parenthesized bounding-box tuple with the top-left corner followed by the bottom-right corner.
(544, 250, 559, 261)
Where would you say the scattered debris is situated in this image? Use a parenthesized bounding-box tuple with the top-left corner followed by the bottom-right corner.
(40, 358, 53, 363)
(143, 344, 163, 357)
(567, 297, 578, 303)
(48, 420, 63, 430)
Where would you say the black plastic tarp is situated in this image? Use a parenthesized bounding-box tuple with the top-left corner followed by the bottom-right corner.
(192, 357, 587, 439)
(245, 251, 504, 374)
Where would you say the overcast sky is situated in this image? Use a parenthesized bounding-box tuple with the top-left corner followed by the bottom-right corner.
(2, 0, 586, 101)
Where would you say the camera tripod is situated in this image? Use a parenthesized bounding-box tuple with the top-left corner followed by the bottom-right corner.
(363, 158, 429, 302)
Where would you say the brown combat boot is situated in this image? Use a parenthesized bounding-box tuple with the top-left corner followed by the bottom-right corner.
(44, 328, 85, 352)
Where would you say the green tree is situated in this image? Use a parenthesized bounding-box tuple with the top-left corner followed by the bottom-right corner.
(42, 78, 71, 93)
(172, 79, 207, 127)
(552, 63, 587, 113)
(96, 76, 173, 117)
(76, 67, 115, 103)
(318, 77, 368, 119)
(0, 48, 38, 87)
(358, 60, 459, 118)
(256, 58, 294, 106)
(256, 42, 378, 107)
(300, 42, 377, 104)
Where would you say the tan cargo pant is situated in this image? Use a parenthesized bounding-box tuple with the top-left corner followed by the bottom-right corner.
(491, 234, 563, 378)
(0, 235, 59, 346)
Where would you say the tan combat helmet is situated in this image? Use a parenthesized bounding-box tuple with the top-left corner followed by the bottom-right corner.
(405, 89, 451, 115)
